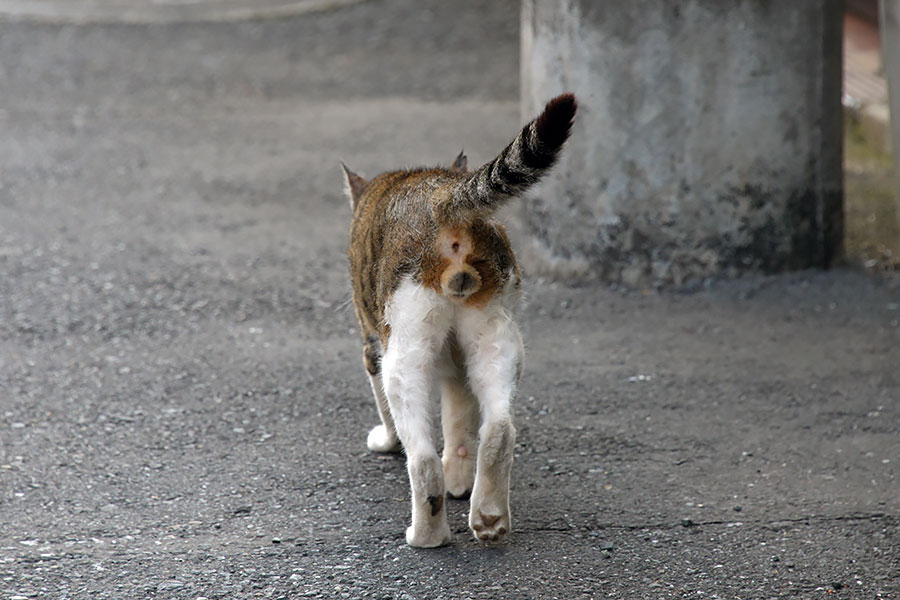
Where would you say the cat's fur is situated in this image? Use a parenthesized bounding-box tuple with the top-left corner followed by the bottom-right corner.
(343, 94, 576, 547)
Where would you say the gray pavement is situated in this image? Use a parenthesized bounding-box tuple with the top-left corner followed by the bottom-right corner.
(0, 1, 898, 598)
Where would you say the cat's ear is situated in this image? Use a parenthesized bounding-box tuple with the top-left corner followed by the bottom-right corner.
(450, 150, 468, 173)
(341, 162, 368, 209)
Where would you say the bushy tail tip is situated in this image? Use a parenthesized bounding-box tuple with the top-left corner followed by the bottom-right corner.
(433, 92, 577, 223)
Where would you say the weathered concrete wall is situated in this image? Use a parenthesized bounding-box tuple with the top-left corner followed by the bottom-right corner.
(521, 0, 843, 286)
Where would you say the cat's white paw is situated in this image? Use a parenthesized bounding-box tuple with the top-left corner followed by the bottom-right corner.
(406, 521, 451, 548)
(442, 446, 474, 499)
(469, 493, 511, 543)
(367, 425, 400, 453)
(470, 508, 510, 543)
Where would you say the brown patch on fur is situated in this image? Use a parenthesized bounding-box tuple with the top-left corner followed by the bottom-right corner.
(419, 224, 515, 308)
(427, 494, 444, 517)
(463, 220, 518, 308)
(434, 228, 482, 300)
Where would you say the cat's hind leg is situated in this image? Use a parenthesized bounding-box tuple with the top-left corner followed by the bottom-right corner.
(382, 280, 453, 548)
(457, 300, 522, 543)
(362, 337, 400, 453)
(439, 336, 478, 499)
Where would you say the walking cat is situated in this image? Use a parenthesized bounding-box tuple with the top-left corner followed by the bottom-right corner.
(343, 94, 576, 547)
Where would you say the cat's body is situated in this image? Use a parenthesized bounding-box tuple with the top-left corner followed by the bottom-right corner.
(344, 94, 576, 547)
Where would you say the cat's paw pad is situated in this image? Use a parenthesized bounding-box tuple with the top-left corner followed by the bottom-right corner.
(470, 510, 509, 543)
(367, 425, 400, 453)
(442, 447, 474, 499)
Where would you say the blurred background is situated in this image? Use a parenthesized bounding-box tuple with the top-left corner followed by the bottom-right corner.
(1, 0, 898, 279)
(845, 0, 900, 271)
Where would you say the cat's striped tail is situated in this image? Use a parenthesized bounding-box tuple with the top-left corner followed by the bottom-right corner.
(434, 93, 577, 224)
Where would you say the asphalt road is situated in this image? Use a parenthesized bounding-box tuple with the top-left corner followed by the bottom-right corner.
(1, 1, 898, 598)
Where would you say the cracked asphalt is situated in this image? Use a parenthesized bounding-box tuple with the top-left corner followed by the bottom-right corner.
(1, 0, 898, 598)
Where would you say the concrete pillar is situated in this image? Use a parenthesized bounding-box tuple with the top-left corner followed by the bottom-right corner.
(521, 0, 843, 286)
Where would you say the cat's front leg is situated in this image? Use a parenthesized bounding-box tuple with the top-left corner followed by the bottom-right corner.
(365, 373, 401, 453)
(458, 302, 522, 543)
(362, 338, 400, 452)
(381, 280, 452, 548)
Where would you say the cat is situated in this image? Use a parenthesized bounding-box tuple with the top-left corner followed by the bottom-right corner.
(342, 94, 576, 547)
